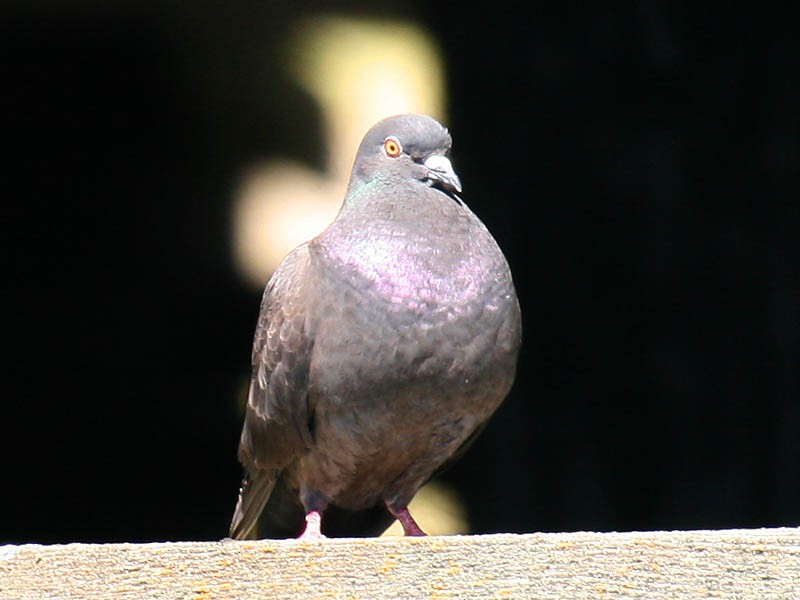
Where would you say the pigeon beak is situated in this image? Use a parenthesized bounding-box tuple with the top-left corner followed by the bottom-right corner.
(423, 155, 462, 194)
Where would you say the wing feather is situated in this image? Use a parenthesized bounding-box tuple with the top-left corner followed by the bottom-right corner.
(229, 244, 315, 539)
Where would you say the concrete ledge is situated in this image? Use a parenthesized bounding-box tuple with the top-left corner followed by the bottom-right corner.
(2, 528, 799, 599)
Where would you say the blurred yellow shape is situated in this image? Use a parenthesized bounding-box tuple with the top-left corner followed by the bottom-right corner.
(232, 15, 445, 286)
(289, 16, 446, 182)
(233, 161, 340, 290)
(381, 481, 470, 537)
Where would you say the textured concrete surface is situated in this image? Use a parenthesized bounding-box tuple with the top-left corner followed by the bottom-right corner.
(2, 528, 799, 599)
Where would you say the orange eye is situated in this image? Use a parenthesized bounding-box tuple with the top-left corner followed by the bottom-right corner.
(383, 137, 402, 157)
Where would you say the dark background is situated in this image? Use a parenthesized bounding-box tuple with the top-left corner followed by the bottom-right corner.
(3, 2, 798, 544)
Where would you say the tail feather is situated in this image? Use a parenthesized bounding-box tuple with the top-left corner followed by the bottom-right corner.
(229, 470, 276, 540)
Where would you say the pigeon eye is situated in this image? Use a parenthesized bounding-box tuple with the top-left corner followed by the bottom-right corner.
(383, 137, 402, 157)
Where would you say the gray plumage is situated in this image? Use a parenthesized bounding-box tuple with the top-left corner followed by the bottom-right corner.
(230, 114, 521, 539)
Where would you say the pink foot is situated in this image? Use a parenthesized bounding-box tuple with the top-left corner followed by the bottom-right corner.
(297, 510, 326, 541)
(390, 506, 427, 537)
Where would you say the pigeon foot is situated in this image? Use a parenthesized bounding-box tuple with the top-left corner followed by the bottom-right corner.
(297, 510, 326, 541)
(388, 506, 427, 536)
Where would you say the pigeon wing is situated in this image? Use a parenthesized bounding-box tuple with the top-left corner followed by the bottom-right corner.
(229, 244, 315, 539)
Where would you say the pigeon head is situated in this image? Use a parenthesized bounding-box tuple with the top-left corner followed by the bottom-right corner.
(345, 114, 462, 204)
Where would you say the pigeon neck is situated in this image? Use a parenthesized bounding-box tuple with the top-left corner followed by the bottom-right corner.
(338, 176, 452, 225)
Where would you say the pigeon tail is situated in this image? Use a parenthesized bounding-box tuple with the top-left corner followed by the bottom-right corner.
(229, 469, 277, 540)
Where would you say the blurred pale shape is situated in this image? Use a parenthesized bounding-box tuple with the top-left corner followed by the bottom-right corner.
(233, 161, 340, 287)
(290, 16, 446, 180)
(232, 16, 445, 285)
(381, 481, 469, 537)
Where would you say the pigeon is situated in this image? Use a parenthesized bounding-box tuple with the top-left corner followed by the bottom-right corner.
(230, 114, 521, 540)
